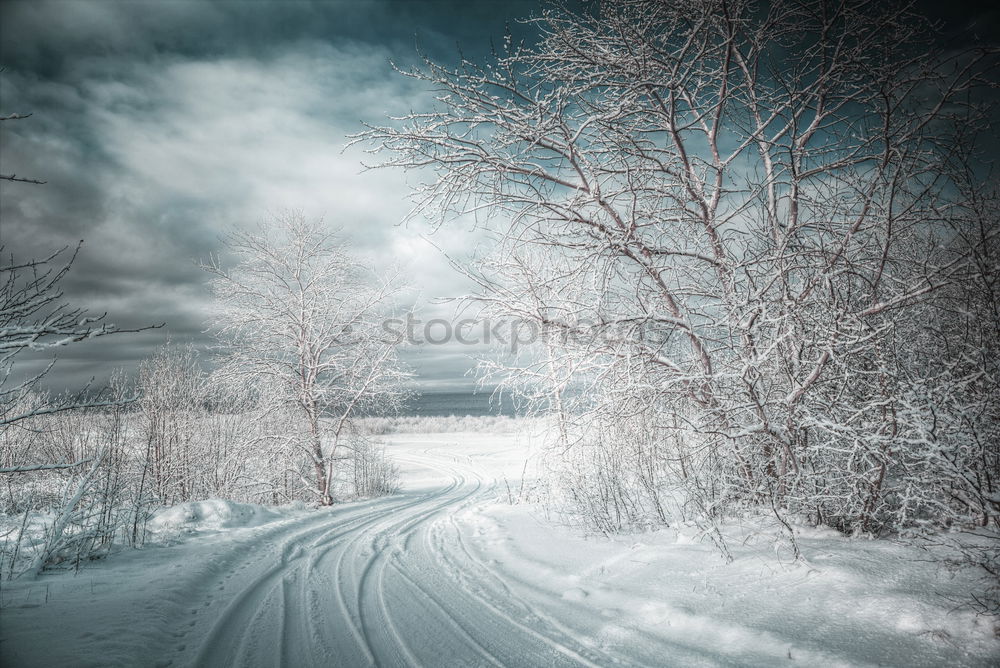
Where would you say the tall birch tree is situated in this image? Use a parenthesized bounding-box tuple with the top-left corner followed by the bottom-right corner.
(205, 212, 407, 505)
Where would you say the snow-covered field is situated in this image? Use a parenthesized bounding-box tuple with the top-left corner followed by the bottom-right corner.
(1, 430, 997, 667)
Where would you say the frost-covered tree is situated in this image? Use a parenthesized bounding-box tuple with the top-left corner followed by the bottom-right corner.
(0, 244, 145, 456)
(204, 212, 407, 505)
(0, 94, 159, 574)
(0, 247, 157, 576)
(1, 93, 148, 446)
(359, 0, 998, 534)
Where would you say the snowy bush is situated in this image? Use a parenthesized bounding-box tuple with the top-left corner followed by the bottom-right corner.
(0, 342, 408, 578)
(347, 438, 400, 498)
(0, 376, 156, 577)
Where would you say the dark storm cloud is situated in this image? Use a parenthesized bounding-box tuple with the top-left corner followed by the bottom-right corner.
(1, 0, 544, 392)
(1, 0, 541, 72)
(2, 0, 990, 393)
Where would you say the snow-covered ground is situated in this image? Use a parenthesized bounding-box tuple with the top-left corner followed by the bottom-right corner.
(2, 430, 997, 667)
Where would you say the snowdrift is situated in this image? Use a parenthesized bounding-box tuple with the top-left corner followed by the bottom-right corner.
(148, 499, 300, 537)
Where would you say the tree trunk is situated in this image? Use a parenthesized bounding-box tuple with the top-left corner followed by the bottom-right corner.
(308, 408, 332, 506)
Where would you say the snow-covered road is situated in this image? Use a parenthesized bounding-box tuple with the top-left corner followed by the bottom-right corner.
(3, 431, 998, 667)
(3, 433, 651, 667)
(187, 444, 622, 668)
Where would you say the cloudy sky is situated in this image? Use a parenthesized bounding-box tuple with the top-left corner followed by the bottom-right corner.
(1, 0, 996, 395)
(0, 0, 552, 393)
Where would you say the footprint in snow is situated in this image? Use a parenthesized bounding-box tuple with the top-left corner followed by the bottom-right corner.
(562, 587, 590, 602)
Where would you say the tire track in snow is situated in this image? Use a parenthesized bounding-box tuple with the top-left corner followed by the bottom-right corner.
(309, 469, 467, 665)
(394, 451, 618, 667)
(177, 438, 638, 668)
(188, 495, 425, 667)
(311, 454, 477, 666)
(358, 461, 481, 667)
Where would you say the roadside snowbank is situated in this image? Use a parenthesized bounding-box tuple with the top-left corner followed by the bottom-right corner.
(456, 500, 1000, 666)
(384, 431, 1000, 666)
(148, 499, 305, 540)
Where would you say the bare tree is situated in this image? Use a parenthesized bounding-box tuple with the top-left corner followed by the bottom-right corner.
(0, 243, 154, 437)
(0, 74, 46, 185)
(359, 0, 998, 535)
(136, 344, 209, 505)
(0, 84, 163, 574)
(204, 212, 408, 505)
